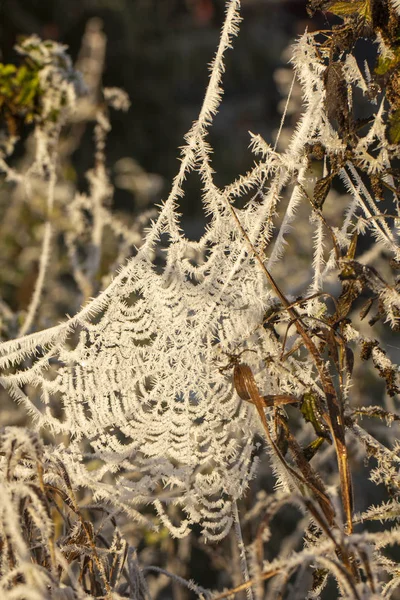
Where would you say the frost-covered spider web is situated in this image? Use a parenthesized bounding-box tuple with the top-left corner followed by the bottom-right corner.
(0, 2, 269, 541)
(1, 0, 400, 541)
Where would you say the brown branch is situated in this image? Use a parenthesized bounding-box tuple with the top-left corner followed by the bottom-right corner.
(225, 199, 354, 536)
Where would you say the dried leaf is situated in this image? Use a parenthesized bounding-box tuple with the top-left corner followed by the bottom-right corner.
(389, 109, 400, 144)
(313, 175, 332, 209)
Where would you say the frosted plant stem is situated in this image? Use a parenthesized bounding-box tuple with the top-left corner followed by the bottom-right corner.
(233, 502, 254, 600)
(274, 72, 296, 152)
(346, 163, 399, 256)
(143, 567, 211, 599)
(19, 166, 56, 336)
(267, 169, 306, 269)
(309, 216, 325, 295)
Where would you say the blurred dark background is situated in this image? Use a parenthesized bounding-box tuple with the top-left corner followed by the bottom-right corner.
(0, 0, 313, 224)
